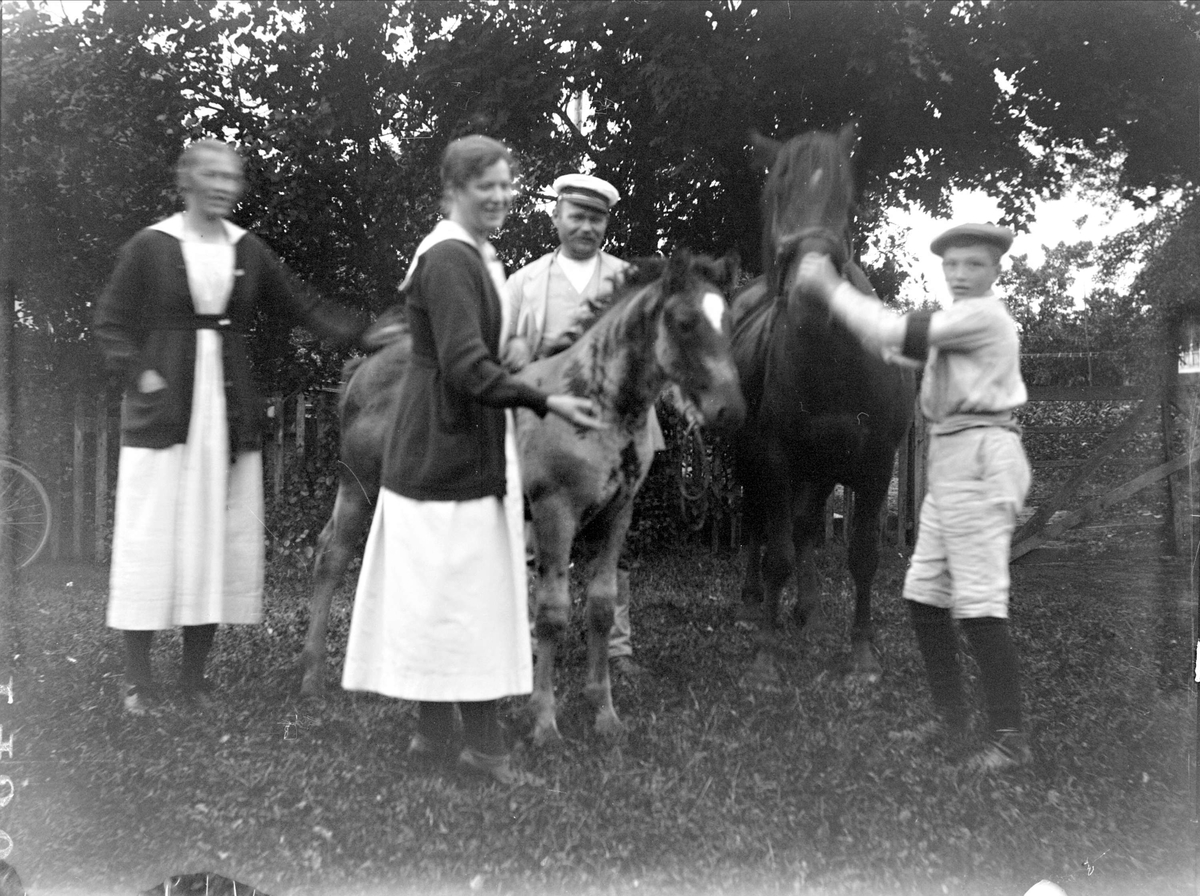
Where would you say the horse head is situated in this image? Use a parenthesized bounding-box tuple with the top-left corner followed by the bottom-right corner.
(652, 250, 746, 432)
(752, 124, 857, 307)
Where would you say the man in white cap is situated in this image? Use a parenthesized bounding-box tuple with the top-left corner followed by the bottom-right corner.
(795, 222, 1033, 773)
(505, 172, 660, 678)
(505, 173, 627, 362)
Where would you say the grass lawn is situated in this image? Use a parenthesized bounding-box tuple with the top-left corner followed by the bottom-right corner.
(1, 541, 1195, 896)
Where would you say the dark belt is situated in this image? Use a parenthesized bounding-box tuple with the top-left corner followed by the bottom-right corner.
(153, 314, 237, 331)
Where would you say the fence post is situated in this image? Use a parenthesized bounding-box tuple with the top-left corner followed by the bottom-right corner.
(1173, 373, 1199, 553)
(73, 393, 86, 560)
(273, 395, 285, 499)
(897, 422, 911, 548)
(911, 397, 928, 543)
(95, 392, 108, 561)
(295, 392, 306, 461)
(315, 394, 328, 449)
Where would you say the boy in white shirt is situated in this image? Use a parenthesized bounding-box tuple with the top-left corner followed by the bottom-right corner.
(796, 223, 1033, 772)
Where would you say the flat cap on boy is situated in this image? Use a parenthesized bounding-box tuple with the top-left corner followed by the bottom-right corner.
(930, 222, 1015, 257)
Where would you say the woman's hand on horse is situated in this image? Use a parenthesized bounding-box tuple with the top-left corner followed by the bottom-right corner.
(547, 395, 608, 430)
(502, 337, 533, 372)
(138, 369, 168, 393)
(796, 253, 841, 301)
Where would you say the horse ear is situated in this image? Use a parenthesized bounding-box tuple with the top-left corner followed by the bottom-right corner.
(704, 250, 742, 294)
(837, 122, 860, 160)
(749, 130, 782, 171)
(666, 249, 692, 293)
(626, 256, 667, 286)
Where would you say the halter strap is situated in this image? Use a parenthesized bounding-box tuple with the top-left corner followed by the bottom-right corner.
(775, 226, 848, 266)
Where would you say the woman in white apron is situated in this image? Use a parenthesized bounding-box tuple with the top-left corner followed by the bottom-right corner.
(96, 140, 369, 714)
(340, 135, 603, 785)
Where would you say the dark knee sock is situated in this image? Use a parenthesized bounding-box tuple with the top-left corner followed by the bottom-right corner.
(180, 624, 217, 685)
(460, 700, 504, 755)
(908, 601, 967, 726)
(417, 702, 456, 746)
(961, 616, 1023, 734)
(123, 630, 154, 686)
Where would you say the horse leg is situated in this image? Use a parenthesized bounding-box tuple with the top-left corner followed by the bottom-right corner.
(735, 445, 774, 623)
(743, 490, 794, 689)
(735, 517, 766, 624)
(581, 504, 632, 739)
(529, 500, 578, 748)
(300, 482, 372, 697)
(845, 480, 886, 682)
(791, 483, 832, 632)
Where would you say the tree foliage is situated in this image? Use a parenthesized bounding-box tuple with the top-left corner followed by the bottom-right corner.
(2, 0, 1197, 387)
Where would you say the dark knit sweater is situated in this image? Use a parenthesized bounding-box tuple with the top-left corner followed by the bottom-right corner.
(382, 239, 549, 501)
(94, 226, 367, 453)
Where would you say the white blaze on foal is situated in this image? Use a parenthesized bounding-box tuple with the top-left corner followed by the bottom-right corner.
(702, 291, 726, 334)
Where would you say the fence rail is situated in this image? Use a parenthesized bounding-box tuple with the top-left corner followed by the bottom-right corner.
(18, 374, 1198, 564)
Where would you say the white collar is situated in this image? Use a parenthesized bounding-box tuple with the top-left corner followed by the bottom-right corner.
(150, 212, 246, 244)
(399, 219, 487, 293)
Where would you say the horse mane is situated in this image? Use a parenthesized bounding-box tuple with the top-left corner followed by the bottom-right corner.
(540, 256, 670, 357)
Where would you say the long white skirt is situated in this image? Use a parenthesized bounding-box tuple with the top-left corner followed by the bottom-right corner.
(106, 331, 264, 630)
(341, 414, 532, 702)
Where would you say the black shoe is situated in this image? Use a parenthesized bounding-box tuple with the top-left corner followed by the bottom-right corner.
(963, 729, 1032, 773)
(406, 733, 456, 766)
(179, 676, 215, 708)
(122, 680, 158, 716)
(611, 656, 648, 678)
(457, 747, 544, 787)
(888, 715, 968, 751)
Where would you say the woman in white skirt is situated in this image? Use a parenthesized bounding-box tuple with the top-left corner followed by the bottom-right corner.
(95, 140, 370, 714)
(340, 136, 604, 785)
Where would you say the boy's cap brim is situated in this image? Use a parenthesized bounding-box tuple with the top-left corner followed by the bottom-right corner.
(931, 223, 1014, 256)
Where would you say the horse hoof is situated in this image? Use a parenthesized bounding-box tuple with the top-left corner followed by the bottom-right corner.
(734, 602, 764, 626)
(847, 669, 882, 686)
(531, 723, 564, 750)
(793, 603, 828, 633)
(849, 642, 883, 683)
(298, 666, 325, 699)
(594, 712, 624, 739)
(741, 652, 781, 690)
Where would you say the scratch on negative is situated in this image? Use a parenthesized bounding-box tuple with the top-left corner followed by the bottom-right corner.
(339, 459, 374, 504)
(246, 509, 284, 551)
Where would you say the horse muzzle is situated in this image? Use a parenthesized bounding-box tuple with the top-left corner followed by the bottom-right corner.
(691, 371, 747, 432)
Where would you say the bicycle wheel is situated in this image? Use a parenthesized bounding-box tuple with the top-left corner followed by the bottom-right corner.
(1, 458, 52, 568)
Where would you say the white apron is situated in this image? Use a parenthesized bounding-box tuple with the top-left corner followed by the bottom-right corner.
(341, 221, 532, 701)
(107, 215, 264, 630)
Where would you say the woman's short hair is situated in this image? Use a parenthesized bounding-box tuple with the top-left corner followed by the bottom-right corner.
(440, 135, 517, 190)
(175, 139, 243, 188)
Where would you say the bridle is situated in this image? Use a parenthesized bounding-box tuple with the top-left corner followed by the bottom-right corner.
(772, 225, 848, 297)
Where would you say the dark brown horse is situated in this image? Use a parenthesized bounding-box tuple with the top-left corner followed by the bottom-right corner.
(298, 251, 745, 744)
(731, 125, 915, 685)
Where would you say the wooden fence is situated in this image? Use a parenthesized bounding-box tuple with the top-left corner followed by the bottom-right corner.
(23, 371, 1200, 563)
(28, 389, 339, 563)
